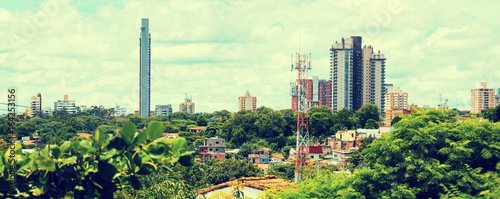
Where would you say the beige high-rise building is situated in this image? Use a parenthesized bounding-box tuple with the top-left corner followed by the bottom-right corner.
(362, 46, 386, 112)
(238, 90, 257, 112)
(30, 93, 42, 117)
(179, 97, 195, 114)
(384, 87, 408, 112)
(471, 82, 495, 114)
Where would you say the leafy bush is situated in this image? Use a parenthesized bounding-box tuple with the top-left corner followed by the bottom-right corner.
(0, 121, 194, 198)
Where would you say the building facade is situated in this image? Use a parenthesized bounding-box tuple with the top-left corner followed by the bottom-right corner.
(238, 90, 257, 112)
(155, 104, 172, 116)
(179, 97, 195, 114)
(291, 76, 332, 112)
(495, 88, 500, 106)
(200, 137, 226, 162)
(330, 36, 386, 112)
(471, 82, 496, 114)
(362, 46, 386, 111)
(114, 105, 127, 116)
(330, 36, 363, 111)
(139, 18, 151, 118)
(42, 107, 52, 116)
(54, 95, 76, 114)
(30, 93, 42, 117)
(384, 87, 408, 112)
(383, 83, 394, 94)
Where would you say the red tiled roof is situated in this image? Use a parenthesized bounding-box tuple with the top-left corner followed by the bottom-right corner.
(309, 146, 323, 154)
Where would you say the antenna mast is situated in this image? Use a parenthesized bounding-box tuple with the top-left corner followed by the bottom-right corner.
(291, 52, 311, 183)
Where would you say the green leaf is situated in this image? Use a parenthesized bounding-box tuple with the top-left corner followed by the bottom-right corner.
(145, 142, 170, 159)
(38, 158, 56, 172)
(60, 141, 72, 153)
(72, 141, 80, 150)
(147, 121, 164, 142)
(100, 149, 116, 161)
(132, 151, 142, 168)
(59, 156, 77, 167)
(131, 130, 148, 148)
(107, 137, 127, 154)
(121, 122, 137, 145)
(98, 161, 118, 182)
(94, 127, 106, 148)
(50, 146, 61, 159)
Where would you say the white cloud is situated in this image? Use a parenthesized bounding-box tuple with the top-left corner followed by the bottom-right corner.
(1, 0, 499, 114)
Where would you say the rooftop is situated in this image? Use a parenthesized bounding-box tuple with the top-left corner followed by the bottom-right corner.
(197, 175, 292, 195)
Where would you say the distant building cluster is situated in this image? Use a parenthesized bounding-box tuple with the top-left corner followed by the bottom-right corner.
(292, 36, 388, 113)
(292, 76, 331, 112)
(238, 90, 257, 112)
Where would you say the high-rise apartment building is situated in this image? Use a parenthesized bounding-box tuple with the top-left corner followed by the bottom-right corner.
(30, 93, 42, 117)
(139, 18, 151, 118)
(471, 82, 495, 114)
(330, 36, 386, 112)
(384, 87, 408, 111)
(291, 76, 332, 112)
(179, 97, 195, 114)
(155, 104, 172, 116)
(238, 90, 257, 112)
(330, 36, 363, 111)
(54, 95, 76, 114)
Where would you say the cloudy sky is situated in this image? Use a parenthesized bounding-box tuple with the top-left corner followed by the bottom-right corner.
(1, 0, 499, 114)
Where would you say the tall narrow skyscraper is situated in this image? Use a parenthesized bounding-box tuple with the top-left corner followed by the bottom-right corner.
(139, 18, 151, 118)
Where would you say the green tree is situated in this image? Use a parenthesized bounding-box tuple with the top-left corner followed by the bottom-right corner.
(203, 159, 263, 185)
(391, 115, 402, 126)
(196, 115, 209, 126)
(355, 103, 380, 128)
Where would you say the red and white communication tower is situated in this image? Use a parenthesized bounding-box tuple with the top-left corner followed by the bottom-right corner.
(290, 52, 311, 183)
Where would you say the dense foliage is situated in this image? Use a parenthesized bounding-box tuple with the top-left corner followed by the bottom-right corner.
(482, 104, 500, 123)
(265, 108, 500, 198)
(0, 121, 194, 198)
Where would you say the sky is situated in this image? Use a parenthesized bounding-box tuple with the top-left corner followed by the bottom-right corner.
(0, 0, 499, 114)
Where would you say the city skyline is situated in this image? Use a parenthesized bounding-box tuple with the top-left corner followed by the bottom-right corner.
(1, 0, 499, 113)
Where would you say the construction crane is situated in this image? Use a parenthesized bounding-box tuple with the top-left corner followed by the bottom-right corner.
(290, 52, 311, 183)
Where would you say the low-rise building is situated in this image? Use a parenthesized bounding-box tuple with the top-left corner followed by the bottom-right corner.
(356, 129, 381, 139)
(308, 146, 323, 159)
(249, 148, 272, 164)
(189, 126, 207, 134)
(269, 153, 285, 166)
(200, 137, 226, 162)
